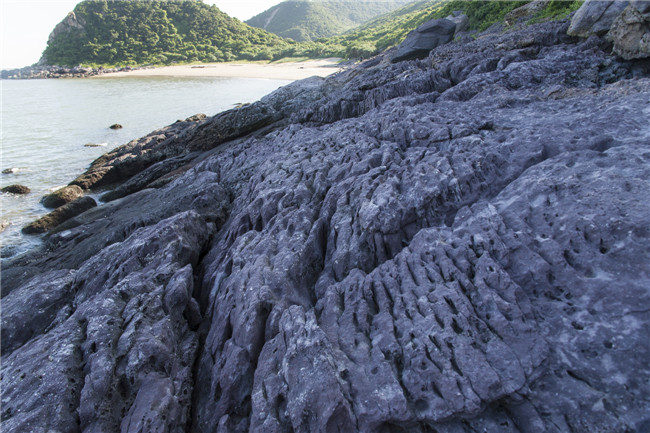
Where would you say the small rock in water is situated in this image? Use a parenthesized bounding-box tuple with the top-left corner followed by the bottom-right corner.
(41, 185, 84, 209)
(22, 196, 97, 234)
(2, 168, 20, 174)
(109, 124, 123, 130)
(0, 220, 9, 233)
(1, 184, 30, 194)
(84, 143, 107, 148)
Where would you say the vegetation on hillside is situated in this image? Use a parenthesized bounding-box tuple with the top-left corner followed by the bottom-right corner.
(275, 0, 583, 60)
(43, 0, 584, 67)
(43, 0, 291, 66)
(245, 1, 412, 42)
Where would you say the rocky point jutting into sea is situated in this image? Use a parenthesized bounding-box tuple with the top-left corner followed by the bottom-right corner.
(2, 1, 650, 432)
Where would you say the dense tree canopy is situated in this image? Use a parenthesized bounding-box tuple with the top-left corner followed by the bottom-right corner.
(43, 0, 584, 66)
(43, 0, 291, 66)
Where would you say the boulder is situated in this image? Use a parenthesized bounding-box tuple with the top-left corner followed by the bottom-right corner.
(109, 124, 123, 130)
(446, 11, 469, 34)
(568, 0, 629, 37)
(2, 168, 20, 174)
(608, 4, 650, 58)
(22, 196, 96, 234)
(41, 185, 84, 209)
(390, 18, 457, 62)
(504, 0, 550, 26)
(2, 184, 30, 194)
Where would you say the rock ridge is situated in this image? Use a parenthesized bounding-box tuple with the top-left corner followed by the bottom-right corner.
(2, 13, 649, 433)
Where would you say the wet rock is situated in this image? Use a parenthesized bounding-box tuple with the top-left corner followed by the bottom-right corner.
(41, 185, 84, 209)
(2, 168, 20, 174)
(83, 142, 106, 148)
(22, 196, 96, 234)
(1, 184, 30, 194)
(390, 18, 457, 62)
(608, 3, 650, 59)
(109, 123, 123, 130)
(568, 0, 629, 37)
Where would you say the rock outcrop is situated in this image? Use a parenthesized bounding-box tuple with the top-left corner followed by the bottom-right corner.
(0, 65, 138, 80)
(569, 0, 650, 59)
(608, 2, 650, 59)
(22, 196, 97, 234)
(1, 184, 30, 194)
(390, 18, 457, 62)
(568, 0, 630, 36)
(2, 16, 649, 433)
(41, 185, 84, 209)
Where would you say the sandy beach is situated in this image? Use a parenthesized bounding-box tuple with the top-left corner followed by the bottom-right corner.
(94, 58, 343, 80)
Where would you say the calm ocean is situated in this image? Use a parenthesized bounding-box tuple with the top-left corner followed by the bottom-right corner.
(0, 76, 291, 256)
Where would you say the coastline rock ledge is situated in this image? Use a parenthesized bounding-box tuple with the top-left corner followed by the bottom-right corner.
(2, 4, 650, 433)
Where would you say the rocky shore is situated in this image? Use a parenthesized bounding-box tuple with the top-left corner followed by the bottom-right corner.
(2, 2, 649, 432)
(0, 64, 140, 80)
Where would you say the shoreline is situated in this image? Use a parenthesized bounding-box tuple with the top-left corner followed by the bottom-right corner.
(92, 58, 344, 80)
(1, 58, 345, 80)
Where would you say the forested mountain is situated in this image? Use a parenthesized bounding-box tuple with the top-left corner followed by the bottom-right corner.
(42, 0, 584, 67)
(42, 0, 290, 66)
(245, 0, 413, 42)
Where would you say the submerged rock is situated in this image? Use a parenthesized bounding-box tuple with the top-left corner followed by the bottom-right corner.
(109, 123, 123, 130)
(1, 184, 30, 194)
(41, 185, 84, 209)
(2, 18, 649, 433)
(22, 196, 96, 234)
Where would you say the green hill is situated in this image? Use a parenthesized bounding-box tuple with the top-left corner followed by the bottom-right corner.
(42, 0, 584, 67)
(42, 0, 290, 66)
(275, 0, 583, 60)
(245, 1, 414, 42)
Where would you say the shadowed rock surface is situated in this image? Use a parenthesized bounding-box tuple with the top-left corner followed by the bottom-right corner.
(390, 18, 457, 63)
(2, 16, 650, 433)
(21, 196, 97, 234)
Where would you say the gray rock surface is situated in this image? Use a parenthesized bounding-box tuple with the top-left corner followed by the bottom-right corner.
(446, 11, 469, 34)
(608, 3, 650, 58)
(568, 0, 630, 37)
(2, 19, 649, 433)
(390, 18, 457, 62)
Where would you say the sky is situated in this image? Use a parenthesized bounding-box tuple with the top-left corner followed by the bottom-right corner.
(0, 0, 284, 69)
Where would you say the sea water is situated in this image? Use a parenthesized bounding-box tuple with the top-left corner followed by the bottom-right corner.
(0, 76, 291, 255)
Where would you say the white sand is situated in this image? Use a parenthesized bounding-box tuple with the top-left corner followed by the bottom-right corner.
(95, 58, 343, 80)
